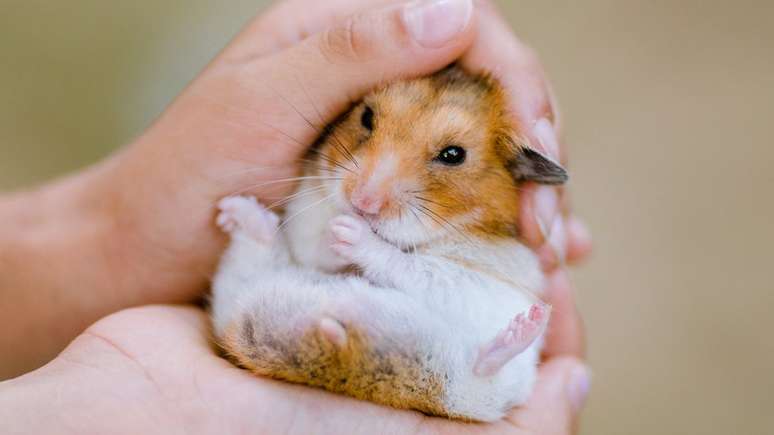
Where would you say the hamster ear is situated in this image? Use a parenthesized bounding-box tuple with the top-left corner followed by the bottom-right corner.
(511, 147, 568, 185)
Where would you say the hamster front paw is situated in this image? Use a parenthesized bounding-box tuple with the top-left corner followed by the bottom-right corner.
(329, 214, 379, 262)
(217, 195, 279, 243)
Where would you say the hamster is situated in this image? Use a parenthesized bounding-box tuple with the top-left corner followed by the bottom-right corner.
(210, 65, 568, 422)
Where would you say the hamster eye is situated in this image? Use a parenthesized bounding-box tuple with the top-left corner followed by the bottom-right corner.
(435, 145, 466, 166)
(361, 105, 374, 131)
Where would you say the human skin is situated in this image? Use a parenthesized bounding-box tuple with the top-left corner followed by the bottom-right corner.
(0, 0, 591, 378)
(0, 271, 587, 435)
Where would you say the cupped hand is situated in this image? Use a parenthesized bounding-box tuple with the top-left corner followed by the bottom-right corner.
(0, 272, 588, 435)
(102, 0, 590, 305)
(238, 0, 593, 269)
(1, 0, 592, 380)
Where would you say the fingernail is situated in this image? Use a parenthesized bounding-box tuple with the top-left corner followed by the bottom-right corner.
(567, 365, 591, 413)
(533, 186, 559, 239)
(567, 215, 592, 247)
(547, 216, 567, 265)
(533, 117, 560, 161)
(404, 0, 473, 48)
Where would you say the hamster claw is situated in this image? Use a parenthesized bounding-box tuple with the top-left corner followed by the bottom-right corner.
(473, 304, 550, 377)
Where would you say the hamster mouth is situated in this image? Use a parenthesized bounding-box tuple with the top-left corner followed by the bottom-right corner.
(334, 189, 429, 250)
(372, 226, 419, 252)
(351, 210, 408, 250)
(363, 213, 434, 252)
(356, 213, 394, 244)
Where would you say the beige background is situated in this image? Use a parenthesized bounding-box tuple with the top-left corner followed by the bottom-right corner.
(2, 0, 773, 433)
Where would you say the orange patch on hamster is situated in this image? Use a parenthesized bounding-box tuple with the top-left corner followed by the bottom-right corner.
(220, 315, 451, 418)
(312, 65, 554, 242)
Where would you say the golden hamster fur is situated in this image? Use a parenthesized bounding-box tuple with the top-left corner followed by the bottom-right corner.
(211, 65, 567, 421)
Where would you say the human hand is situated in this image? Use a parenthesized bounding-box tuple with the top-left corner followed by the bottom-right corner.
(1, 0, 591, 376)
(239, 0, 593, 269)
(103, 0, 591, 302)
(0, 273, 587, 435)
(0, 0, 477, 374)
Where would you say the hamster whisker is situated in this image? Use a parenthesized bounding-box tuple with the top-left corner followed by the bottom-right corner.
(252, 111, 356, 175)
(414, 203, 477, 247)
(307, 149, 355, 174)
(273, 82, 359, 171)
(413, 198, 482, 249)
(189, 93, 313, 156)
(327, 131, 359, 170)
(413, 204, 448, 232)
(406, 206, 428, 254)
(213, 165, 293, 181)
(333, 135, 359, 167)
(208, 146, 350, 180)
(208, 158, 349, 186)
(296, 158, 340, 174)
(218, 161, 336, 178)
(266, 185, 328, 210)
(215, 164, 328, 180)
(412, 204, 477, 249)
(271, 87, 323, 135)
(242, 175, 344, 186)
(413, 195, 454, 210)
(255, 118, 309, 151)
(295, 76, 360, 169)
(277, 192, 337, 234)
(226, 176, 343, 197)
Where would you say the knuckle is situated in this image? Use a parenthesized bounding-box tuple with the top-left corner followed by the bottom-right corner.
(320, 16, 373, 64)
(519, 44, 542, 69)
(504, 37, 542, 73)
(475, 0, 498, 14)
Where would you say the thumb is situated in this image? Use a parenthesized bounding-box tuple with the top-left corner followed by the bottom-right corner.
(111, 0, 477, 295)
(509, 357, 591, 435)
(246, 0, 476, 143)
(144, 0, 475, 172)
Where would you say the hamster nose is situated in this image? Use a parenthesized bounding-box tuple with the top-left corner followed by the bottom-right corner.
(351, 190, 384, 215)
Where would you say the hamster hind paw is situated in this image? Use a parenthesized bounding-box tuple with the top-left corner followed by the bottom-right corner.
(217, 195, 279, 242)
(473, 304, 550, 377)
(317, 317, 348, 348)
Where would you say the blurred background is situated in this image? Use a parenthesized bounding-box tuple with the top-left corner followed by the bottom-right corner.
(2, 0, 773, 433)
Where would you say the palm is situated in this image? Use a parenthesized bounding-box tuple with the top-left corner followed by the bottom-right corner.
(58, 305, 574, 435)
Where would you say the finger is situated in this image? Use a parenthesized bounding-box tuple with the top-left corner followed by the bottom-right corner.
(521, 196, 591, 269)
(558, 192, 593, 265)
(519, 184, 569, 274)
(461, 5, 556, 154)
(541, 269, 586, 359)
(162, 0, 476, 196)
(565, 215, 593, 264)
(237, 0, 587, 263)
(231, 0, 588, 261)
(507, 356, 591, 435)
(230, 0, 476, 154)
(252, 0, 564, 153)
(459, 5, 580, 258)
(225, 0, 400, 60)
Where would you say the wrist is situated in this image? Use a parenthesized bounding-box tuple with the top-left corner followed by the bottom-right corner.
(0, 165, 119, 377)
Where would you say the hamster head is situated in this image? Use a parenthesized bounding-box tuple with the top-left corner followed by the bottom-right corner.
(312, 66, 567, 249)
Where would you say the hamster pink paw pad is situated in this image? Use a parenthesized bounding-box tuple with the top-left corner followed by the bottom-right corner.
(329, 215, 371, 258)
(473, 304, 550, 377)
